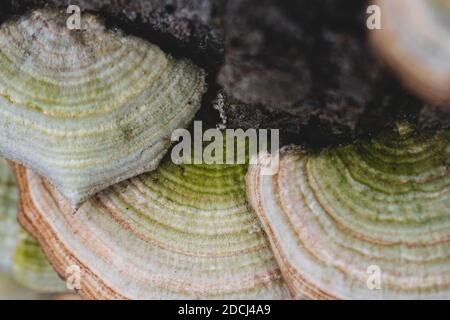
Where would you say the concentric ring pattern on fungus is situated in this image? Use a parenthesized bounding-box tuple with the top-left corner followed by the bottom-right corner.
(247, 122, 450, 299)
(0, 8, 206, 207)
(15, 153, 290, 299)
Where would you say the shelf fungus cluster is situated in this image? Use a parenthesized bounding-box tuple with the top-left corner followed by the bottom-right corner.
(0, 158, 66, 293)
(247, 122, 450, 299)
(0, 8, 206, 208)
(14, 149, 290, 299)
(1, 4, 449, 301)
(371, 0, 450, 106)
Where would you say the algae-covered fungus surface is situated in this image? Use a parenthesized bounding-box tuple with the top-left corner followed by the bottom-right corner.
(14, 139, 289, 299)
(0, 0, 449, 301)
(0, 8, 206, 208)
(246, 122, 450, 299)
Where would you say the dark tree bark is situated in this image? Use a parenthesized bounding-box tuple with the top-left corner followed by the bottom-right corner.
(217, 0, 449, 147)
(1, 0, 448, 149)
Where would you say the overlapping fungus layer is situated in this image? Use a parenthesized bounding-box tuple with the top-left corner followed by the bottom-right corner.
(372, 0, 450, 106)
(247, 122, 450, 299)
(16, 156, 289, 299)
(12, 232, 67, 293)
(0, 158, 65, 292)
(0, 157, 18, 272)
(0, 8, 206, 207)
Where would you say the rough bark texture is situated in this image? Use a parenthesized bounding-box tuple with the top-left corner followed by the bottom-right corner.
(1, 0, 448, 149)
(217, 0, 449, 147)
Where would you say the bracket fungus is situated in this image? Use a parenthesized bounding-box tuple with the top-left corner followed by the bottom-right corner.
(0, 8, 206, 208)
(371, 0, 450, 106)
(247, 122, 450, 299)
(14, 152, 289, 299)
(1, 158, 66, 293)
